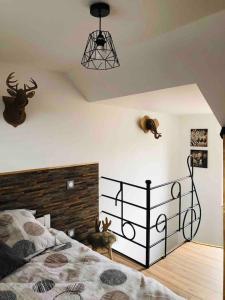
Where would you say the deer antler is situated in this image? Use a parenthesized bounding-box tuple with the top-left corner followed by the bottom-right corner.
(95, 217, 101, 233)
(6, 72, 18, 92)
(102, 217, 112, 232)
(24, 78, 38, 92)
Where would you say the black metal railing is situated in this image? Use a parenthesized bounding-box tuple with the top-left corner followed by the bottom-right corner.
(101, 155, 201, 268)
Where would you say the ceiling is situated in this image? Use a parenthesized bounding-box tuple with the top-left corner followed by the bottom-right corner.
(99, 84, 211, 115)
(0, 1, 225, 121)
(0, 0, 223, 71)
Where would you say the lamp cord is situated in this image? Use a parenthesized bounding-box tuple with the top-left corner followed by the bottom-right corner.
(99, 15, 102, 31)
(98, 6, 102, 32)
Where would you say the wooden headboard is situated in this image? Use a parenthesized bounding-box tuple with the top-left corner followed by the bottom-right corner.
(0, 163, 98, 244)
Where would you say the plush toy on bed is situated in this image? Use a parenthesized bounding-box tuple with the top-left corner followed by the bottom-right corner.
(87, 217, 116, 260)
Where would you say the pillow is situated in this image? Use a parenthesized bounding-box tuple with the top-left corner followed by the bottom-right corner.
(0, 209, 56, 258)
(0, 209, 36, 215)
(0, 241, 26, 279)
(19, 209, 37, 215)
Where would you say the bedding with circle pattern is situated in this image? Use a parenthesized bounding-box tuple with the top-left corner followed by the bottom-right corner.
(0, 228, 184, 300)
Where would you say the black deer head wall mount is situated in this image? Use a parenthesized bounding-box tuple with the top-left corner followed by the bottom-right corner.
(2, 72, 38, 127)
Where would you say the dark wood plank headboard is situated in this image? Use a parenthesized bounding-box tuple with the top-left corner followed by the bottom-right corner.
(0, 163, 98, 244)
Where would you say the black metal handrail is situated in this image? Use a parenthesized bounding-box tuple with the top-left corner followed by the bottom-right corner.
(101, 155, 202, 268)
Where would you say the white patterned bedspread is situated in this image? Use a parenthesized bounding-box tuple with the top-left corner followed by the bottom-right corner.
(0, 229, 184, 300)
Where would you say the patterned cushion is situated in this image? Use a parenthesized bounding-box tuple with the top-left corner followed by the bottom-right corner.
(0, 210, 56, 258)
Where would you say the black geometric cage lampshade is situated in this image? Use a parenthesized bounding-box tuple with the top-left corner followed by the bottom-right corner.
(81, 2, 120, 70)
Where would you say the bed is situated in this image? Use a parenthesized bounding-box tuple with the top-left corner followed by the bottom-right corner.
(0, 164, 184, 299)
(0, 225, 183, 300)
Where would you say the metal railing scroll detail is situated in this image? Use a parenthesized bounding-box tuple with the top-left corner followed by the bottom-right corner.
(101, 155, 202, 268)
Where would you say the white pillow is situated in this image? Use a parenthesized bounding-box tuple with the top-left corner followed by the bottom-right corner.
(0, 209, 56, 258)
(6, 209, 36, 216)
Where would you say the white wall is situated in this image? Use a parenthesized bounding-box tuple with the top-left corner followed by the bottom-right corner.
(0, 64, 180, 179)
(179, 114, 223, 246)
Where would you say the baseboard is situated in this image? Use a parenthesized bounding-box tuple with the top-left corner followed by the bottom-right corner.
(192, 240, 223, 249)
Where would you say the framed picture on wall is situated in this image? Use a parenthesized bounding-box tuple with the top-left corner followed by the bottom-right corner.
(191, 150, 208, 168)
(190, 129, 208, 147)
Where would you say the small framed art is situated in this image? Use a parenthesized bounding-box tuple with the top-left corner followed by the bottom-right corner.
(190, 129, 208, 147)
(191, 150, 208, 168)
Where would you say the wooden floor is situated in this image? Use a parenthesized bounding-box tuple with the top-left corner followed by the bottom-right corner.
(113, 242, 223, 300)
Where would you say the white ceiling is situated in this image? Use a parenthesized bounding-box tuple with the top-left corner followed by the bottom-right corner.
(0, 1, 225, 121)
(99, 84, 211, 115)
(0, 0, 223, 71)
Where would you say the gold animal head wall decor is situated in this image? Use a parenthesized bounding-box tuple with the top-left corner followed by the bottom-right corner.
(139, 115, 162, 139)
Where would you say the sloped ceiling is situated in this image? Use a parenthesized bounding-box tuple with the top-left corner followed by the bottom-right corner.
(0, 1, 224, 122)
(98, 84, 211, 115)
